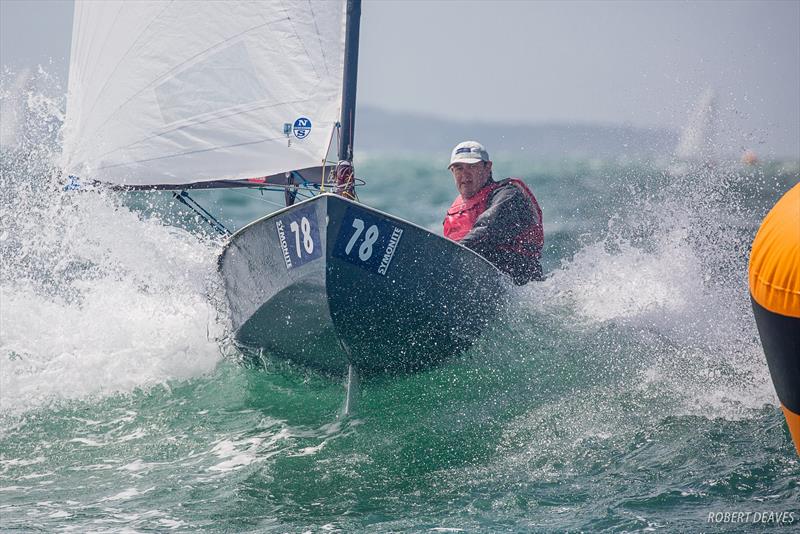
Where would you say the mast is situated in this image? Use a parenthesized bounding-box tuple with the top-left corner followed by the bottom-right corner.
(338, 0, 361, 163)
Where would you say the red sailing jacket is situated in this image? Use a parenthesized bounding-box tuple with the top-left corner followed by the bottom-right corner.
(444, 178, 543, 258)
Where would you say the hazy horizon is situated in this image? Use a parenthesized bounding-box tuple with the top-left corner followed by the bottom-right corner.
(2, 0, 798, 158)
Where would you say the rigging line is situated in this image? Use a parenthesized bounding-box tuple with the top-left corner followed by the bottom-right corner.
(319, 122, 335, 193)
(322, 120, 341, 193)
(296, 171, 324, 190)
(225, 188, 290, 210)
(285, 172, 298, 206)
(173, 191, 231, 236)
(321, 119, 338, 182)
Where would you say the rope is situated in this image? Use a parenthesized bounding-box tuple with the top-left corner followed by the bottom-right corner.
(173, 191, 231, 236)
(225, 188, 287, 210)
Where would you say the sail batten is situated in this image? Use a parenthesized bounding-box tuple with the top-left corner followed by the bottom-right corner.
(63, 0, 347, 188)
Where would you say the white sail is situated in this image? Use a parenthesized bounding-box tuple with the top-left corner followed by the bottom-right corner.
(62, 0, 346, 187)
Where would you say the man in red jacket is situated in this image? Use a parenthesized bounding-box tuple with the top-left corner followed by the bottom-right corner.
(443, 141, 544, 285)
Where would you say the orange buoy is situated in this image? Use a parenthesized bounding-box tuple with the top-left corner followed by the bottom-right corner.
(749, 182, 800, 455)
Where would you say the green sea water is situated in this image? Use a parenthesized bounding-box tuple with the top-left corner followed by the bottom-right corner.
(1, 87, 799, 531)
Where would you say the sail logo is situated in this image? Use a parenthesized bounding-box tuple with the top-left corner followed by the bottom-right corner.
(275, 220, 293, 269)
(378, 228, 403, 276)
(293, 117, 312, 139)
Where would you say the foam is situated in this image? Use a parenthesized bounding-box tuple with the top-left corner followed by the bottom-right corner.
(0, 69, 225, 416)
(518, 164, 778, 421)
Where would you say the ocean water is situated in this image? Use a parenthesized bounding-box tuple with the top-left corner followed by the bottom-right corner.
(1, 74, 799, 532)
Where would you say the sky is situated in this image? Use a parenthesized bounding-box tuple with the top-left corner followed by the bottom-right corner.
(1, 0, 799, 157)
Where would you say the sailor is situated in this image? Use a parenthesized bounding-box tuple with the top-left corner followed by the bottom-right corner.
(443, 141, 544, 285)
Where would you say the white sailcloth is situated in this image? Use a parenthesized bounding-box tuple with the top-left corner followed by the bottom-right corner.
(62, 0, 346, 187)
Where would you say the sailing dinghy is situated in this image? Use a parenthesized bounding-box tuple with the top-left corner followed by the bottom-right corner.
(62, 0, 505, 376)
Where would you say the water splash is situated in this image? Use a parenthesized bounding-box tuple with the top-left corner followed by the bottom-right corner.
(0, 69, 225, 416)
(674, 87, 719, 165)
(521, 156, 780, 424)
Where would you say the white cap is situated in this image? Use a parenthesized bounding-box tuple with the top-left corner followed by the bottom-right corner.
(449, 141, 490, 168)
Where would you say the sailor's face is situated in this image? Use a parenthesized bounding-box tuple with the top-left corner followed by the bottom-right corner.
(450, 161, 492, 199)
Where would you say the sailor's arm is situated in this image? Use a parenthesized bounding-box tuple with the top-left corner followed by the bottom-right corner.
(459, 184, 534, 254)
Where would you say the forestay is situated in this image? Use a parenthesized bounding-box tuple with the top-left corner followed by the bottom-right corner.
(62, 0, 346, 188)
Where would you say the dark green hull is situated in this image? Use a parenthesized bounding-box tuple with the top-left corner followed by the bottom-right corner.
(219, 194, 504, 375)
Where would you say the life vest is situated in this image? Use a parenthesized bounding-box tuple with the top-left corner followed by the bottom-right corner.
(444, 178, 543, 257)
